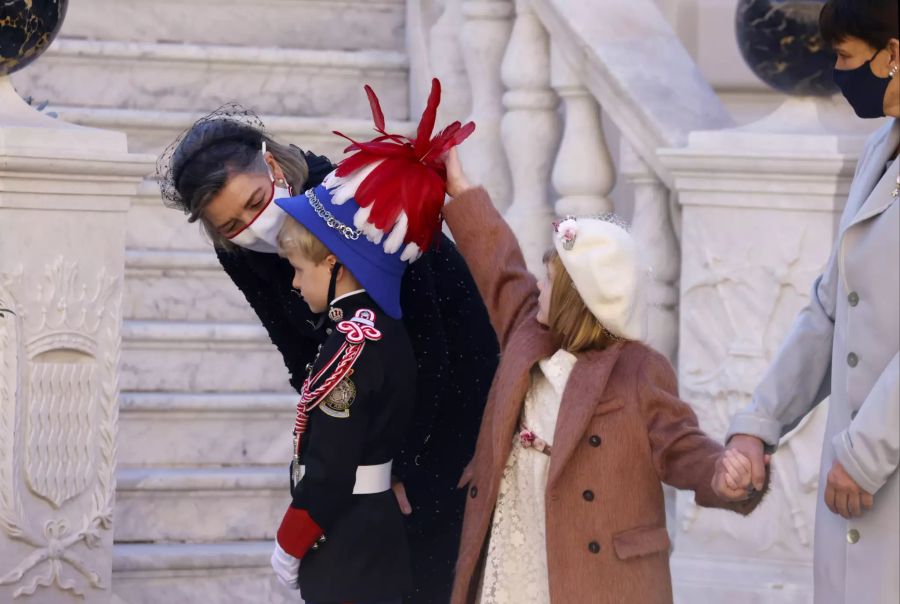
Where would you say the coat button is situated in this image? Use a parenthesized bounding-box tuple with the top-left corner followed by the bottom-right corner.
(470, 486, 478, 499)
(588, 435, 601, 447)
(848, 292, 859, 307)
(847, 529, 860, 544)
(588, 541, 601, 554)
(847, 353, 859, 368)
(583, 490, 595, 502)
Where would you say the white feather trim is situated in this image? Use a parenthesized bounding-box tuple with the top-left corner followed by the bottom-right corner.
(326, 161, 382, 206)
(322, 169, 342, 191)
(346, 204, 385, 244)
(352, 204, 373, 231)
(400, 242, 421, 263)
(382, 212, 409, 255)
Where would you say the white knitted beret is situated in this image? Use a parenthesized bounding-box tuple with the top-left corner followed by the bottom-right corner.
(552, 216, 646, 341)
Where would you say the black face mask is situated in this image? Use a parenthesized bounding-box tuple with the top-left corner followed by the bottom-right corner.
(833, 49, 893, 119)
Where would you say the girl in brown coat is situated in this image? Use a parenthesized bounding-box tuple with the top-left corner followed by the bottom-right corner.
(441, 150, 765, 604)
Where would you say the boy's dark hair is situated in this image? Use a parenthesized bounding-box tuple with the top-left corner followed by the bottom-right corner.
(819, 0, 899, 50)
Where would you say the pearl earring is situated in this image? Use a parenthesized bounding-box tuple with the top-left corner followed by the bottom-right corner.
(890, 63, 899, 78)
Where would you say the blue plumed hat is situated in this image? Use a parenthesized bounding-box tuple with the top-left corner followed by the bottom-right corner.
(276, 78, 475, 319)
(276, 185, 407, 318)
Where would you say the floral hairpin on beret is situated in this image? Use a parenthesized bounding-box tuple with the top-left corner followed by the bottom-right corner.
(553, 215, 578, 250)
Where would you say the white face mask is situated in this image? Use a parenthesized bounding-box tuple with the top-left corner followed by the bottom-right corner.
(228, 167, 293, 254)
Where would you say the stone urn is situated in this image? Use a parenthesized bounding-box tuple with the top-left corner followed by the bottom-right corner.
(0, 0, 69, 76)
(735, 0, 837, 96)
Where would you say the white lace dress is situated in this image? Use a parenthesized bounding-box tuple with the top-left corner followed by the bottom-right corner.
(477, 349, 576, 604)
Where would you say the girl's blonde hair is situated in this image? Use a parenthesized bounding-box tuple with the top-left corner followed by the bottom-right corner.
(543, 249, 622, 353)
(277, 216, 332, 264)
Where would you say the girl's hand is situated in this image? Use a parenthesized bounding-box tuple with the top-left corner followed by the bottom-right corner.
(712, 449, 755, 501)
(442, 147, 473, 199)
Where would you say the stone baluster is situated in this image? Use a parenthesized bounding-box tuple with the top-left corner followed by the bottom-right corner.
(428, 0, 473, 126)
(550, 43, 615, 218)
(460, 0, 514, 211)
(621, 142, 680, 363)
(500, 0, 560, 271)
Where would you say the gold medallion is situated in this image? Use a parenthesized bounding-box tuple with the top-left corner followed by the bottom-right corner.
(321, 377, 356, 419)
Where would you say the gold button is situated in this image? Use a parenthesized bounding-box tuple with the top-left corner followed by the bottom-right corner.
(847, 529, 860, 544)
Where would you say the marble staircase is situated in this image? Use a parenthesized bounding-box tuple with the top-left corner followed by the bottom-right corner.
(10, 1, 411, 601)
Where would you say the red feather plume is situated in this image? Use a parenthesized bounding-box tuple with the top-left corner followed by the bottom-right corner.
(331, 78, 476, 254)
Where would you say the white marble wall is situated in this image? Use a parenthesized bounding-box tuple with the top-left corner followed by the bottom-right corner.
(660, 104, 868, 603)
(0, 79, 147, 603)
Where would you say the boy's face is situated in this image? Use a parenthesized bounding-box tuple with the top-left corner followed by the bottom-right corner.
(285, 250, 336, 314)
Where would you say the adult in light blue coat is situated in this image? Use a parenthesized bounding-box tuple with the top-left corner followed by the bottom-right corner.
(726, 1, 899, 603)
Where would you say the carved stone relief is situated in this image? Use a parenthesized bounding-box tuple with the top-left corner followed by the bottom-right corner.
(0, 258, 121, 600)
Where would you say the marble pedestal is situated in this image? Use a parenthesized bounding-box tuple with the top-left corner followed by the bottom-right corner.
(0, 77, 148, 603)
(658, 97, 871, 604)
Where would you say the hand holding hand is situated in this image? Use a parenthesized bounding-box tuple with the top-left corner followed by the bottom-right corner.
(727, 434, 771, 492)
(825, 459, 873, 519)
(712, 449, 755, 501)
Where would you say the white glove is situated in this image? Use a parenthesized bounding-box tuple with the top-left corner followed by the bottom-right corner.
(270, 542, 301, 590)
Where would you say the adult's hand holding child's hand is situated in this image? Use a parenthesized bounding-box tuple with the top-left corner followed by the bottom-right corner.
(727, 434, 771, 491)
(712, 449, 757, 501)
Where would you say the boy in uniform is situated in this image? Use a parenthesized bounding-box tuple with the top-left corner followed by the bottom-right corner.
(269, 79, 474, 604)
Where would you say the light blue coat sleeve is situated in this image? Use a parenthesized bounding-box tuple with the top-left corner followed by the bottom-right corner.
(833, 352, 900, 495)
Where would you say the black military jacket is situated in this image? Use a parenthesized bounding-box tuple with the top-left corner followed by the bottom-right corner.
(288, 291, 416, 602)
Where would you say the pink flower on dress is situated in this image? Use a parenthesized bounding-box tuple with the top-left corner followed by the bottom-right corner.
(519, 428, 551, 455)
(519, 429, 536, 447)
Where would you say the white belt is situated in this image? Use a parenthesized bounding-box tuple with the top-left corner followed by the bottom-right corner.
(297, 460, 392, 495)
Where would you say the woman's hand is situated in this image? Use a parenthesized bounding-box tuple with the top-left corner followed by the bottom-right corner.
(442, 147, 473, 199)
(712, 449, 756, 501)
(825, 459, 873, 519)
(727, 434, 770, 492)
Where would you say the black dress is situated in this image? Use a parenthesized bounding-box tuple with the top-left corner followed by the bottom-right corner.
(216, 150, 499, 603)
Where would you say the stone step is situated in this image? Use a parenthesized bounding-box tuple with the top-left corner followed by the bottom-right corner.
(121, 320, 292, 393)
(12, 39, 409, 119)
(118, 392, 294, 467)
(53, 106, 415, 157)
(64, 0, 406, 52)
(115, 467, 288, 543)
(125, 250, 256, 323)
(128, 178, 219, 253)
(113, 541, 296, 604)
